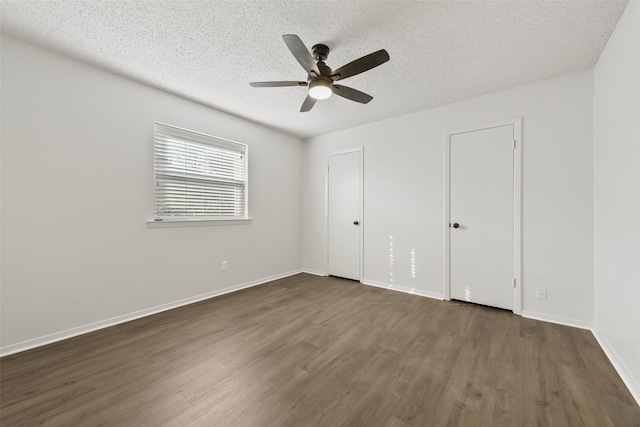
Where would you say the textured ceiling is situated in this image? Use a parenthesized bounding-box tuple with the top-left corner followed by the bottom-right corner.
(0, 0, 629, 139)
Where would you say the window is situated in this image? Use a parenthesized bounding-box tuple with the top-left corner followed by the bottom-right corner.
(153, 122, 247, 220)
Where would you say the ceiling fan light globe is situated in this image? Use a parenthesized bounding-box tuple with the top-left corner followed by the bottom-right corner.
(308, 80, 332, 100)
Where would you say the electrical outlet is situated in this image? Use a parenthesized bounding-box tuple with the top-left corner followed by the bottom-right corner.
(390, 258, 396, 268)
(536, 287, 547, 300)
(221, 261, 228, 271)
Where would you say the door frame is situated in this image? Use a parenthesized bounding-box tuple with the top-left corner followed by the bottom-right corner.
(444, 118, 522, 314)
(326, 147, 364, 281)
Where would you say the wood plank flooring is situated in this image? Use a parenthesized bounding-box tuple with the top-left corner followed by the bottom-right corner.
(2, 273, 639, 426)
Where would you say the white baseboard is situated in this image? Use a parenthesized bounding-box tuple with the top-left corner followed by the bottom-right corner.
(592, 329, 640, 406)
(0, 269, 304, 358)
(521, 311, 640, 405)
(6, 271, 637, 410)
(362, 279, 445, 300)
(521, 310, 592, 330)
(302, 269, 326, 277)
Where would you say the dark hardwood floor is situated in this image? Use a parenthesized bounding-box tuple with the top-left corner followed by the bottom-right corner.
(2, 273, 639, 426)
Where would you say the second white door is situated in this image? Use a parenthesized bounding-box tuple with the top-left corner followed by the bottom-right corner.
(450, 124, 515, 310)
(328, 150, 362, 281)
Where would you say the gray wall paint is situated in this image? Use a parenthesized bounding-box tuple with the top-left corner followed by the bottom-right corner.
(1, 36, 303, 350)
(2, 2, 638, 403)
(303, 69, 595, 327)
(594, 0, 640, 403)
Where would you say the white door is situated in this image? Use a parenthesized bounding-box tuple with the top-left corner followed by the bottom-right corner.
(328, 150, 362, 280)
(449, 124, 515, 310)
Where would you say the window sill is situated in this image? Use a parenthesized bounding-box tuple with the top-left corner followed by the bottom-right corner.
(147, 218, 252, 228)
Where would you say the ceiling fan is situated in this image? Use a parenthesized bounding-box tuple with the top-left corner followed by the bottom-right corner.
(250, 34, 390, 112)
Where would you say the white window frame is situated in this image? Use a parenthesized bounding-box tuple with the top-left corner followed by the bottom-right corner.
(149, 122, 250, 227)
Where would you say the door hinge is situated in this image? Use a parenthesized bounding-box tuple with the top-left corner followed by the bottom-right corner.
(513, 139, 517, 149)
(513, 278, 517, 287)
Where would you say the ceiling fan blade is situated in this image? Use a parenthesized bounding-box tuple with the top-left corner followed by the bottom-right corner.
(300, 95, 317, 112)
(332, 84, 373, 104)
(331, 49, 390, 81)
(250, 81, 307, 87)
(282, 34, 321, 76)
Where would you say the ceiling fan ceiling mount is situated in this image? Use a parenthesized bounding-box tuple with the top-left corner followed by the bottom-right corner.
(250, 35, 390, 112)
(311, 44, 330, 63)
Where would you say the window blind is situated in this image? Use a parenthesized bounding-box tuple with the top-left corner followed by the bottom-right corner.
(154, 122, 247, 219)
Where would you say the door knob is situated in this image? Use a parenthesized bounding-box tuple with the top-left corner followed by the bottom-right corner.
(353, 221, 359, 225)
(452, 223, 460, 228)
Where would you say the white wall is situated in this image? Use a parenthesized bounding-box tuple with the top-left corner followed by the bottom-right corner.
(303, 69, 595, 327)
(0, 36, 303, 354)
(593, 1, 640, 403)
